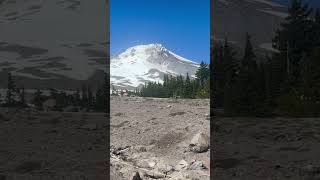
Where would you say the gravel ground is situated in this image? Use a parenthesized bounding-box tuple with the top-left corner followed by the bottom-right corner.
(110, 96, 210, 179)
(0, 108, 108, 179)
(212, 117, 320, 180)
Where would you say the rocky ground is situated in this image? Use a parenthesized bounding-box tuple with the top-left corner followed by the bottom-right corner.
(213, 117, 320, 180)
(0, 108, 108, 179)
(110, 96, 210, 180)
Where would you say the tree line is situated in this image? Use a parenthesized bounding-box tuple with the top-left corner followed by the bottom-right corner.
(135, 62, 210, 99)
(1, 72, 108, 112)
(213, 0, 320, 117)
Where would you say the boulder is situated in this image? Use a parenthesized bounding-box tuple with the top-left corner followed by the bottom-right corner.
(190, 132, 210, 153)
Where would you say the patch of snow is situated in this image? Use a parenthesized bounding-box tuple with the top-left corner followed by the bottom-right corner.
(246, 0, 285, 8)
(257, 9, 288, 18)
(259, 43, 280, 52)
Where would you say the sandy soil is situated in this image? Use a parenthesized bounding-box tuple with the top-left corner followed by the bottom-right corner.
(212, 117, 320, 180)
(110, 96, 210, 179)
(0, 108, 108, 179)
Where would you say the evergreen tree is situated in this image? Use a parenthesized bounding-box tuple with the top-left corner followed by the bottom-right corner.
(0, 92, 2, 105)
(32, 89, 43, 110)
(74, 89, 81, 106)
(6, 72, 17, 106)
(103, 72, 109, 113)
(184, 73, 192, 98)
(272, 0, 314, 86)
(87, 85, 94, 110)
(234, 33, 260, 115)
(19, 86, 26, 106)
(81, 85, 88, 108)
(221, 38, 239, 114)
(94, 86, 105, 111)
(196, 61, 210, 88)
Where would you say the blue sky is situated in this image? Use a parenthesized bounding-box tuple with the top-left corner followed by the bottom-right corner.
(110, 0, 210, 63)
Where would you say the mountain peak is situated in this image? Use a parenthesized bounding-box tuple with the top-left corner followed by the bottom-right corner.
(124, 43, 167, 54)
(111, 44, 199, 89)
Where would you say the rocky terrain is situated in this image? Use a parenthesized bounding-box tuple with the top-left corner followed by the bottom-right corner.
(0, 108, 108, 179)
(213, 117, 320, 180)
(110, 97, 210, 179)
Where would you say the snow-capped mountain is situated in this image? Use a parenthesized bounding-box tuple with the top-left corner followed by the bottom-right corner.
(111, 44, 200, 89)
(0, 0, 108, 90)
(212, 0, 287, 52)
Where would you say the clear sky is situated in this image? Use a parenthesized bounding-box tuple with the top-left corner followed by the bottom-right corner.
(110, 0, 210, 63)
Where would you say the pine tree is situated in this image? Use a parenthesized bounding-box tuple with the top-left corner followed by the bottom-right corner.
(81, 85, 88, 108)
(234, 33, 260, 115)
(33, 89, 43, 110)
(221, 38, 239, 114)
(272, 0, 314, 86)
(87, 85, 94, 110)
(94, 86, 104, 111)
(74, 89, 81, 106)
(103, 73, 109, 113)
(196, 61, 210, 88)
(19, 86, 26, 106)
(6, 72, 16, 106)
(184, 73, 192, 98)
(0, 92, 2, 105)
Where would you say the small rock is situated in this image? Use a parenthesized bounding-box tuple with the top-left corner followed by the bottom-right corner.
(158, 164, 174, 173)
(137, 159, 156, 169)
(143, 171, 165, 179)
(302, 164, 320, 174)
(134, 146, 147, 152)
(132, 172, 142, 180)
(190, 132, 210, 153)
(189, 160, 205, 170)
(80, 124, 97, 131)
(175, 160, 188, 171)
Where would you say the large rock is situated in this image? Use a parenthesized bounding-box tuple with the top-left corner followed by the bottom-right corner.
(190, 132, 210, 153)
